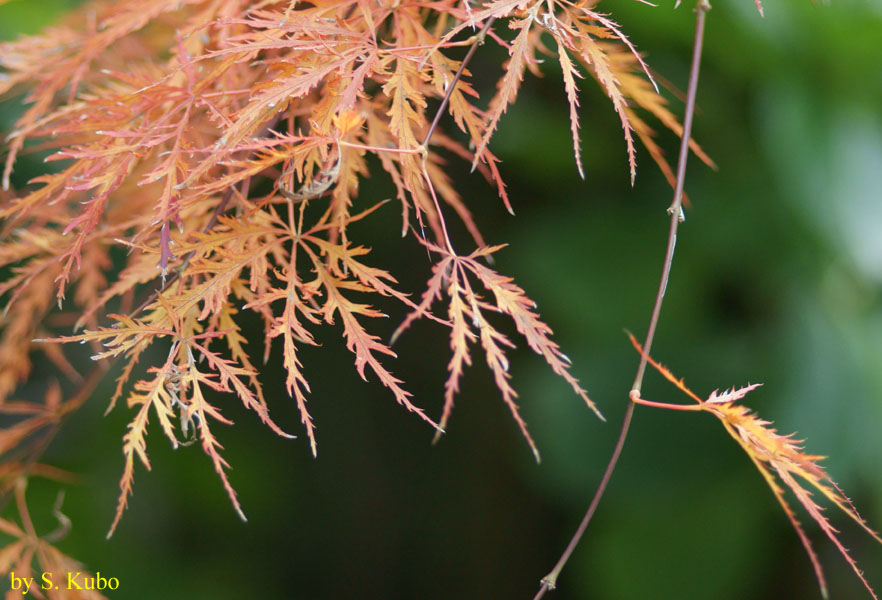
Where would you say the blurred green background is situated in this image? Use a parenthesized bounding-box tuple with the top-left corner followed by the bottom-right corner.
(2, 0, 881, 598)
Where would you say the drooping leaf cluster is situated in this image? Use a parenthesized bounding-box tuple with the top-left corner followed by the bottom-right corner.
(629, 334, 882, 600)
(0, 0, 699, 535)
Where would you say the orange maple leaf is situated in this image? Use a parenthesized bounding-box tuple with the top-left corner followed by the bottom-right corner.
(628, 333, 882, 600)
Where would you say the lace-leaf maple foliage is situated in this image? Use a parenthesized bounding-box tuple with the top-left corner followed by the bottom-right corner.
(0, 0, 699, 538)
(1, 1, 880, 599)
(628, 334, 882, 600)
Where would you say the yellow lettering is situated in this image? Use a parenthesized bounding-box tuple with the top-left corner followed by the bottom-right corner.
(67, 572, 82, 590)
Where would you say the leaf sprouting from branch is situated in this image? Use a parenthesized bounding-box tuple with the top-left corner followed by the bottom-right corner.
(628, 333, 882, 600)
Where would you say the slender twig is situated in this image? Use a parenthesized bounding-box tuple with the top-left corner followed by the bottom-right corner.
(629, 391, 703, 411)
(417, 17, 496, 255)
(421, 17, 496, 153)
(533, 2, 711, 597)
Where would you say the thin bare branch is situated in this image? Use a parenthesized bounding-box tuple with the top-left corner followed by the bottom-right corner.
(534, 1, 711, 596)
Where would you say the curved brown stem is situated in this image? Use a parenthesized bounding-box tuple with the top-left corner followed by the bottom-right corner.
(534, 1, 711, 597)
(421, 17, 496, 151)
(418, 16, 496, 256)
